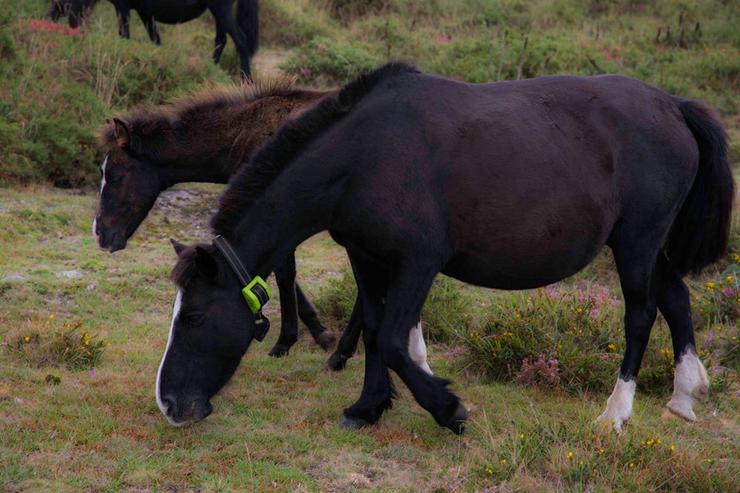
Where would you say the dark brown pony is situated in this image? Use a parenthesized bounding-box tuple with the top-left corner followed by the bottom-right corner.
(158, 64, 733, 433)
(94, 80, 337, 357)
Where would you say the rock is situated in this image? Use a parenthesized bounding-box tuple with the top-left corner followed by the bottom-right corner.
(3, 274, 27, 283)
(59, 270, 84, 279)
(85, 283, 97, 291)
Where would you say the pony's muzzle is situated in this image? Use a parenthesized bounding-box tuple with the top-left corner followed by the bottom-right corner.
(161, 395, 213, 426)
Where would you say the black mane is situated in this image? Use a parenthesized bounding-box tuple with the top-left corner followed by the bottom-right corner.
(210, 62, 419, 236)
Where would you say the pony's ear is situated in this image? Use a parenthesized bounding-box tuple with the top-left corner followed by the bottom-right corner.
(113, 118, 131, 148)
(170, 238, 187, 256)
(194, 246, 219, 278)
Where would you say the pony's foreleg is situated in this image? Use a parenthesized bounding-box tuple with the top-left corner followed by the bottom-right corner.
(269, 252, 300, 357)
(598, 246, 658, 432)
(295, 283, 335, 350)
(376, 263, 466, 434)
(654, 257, 709, 421)
(340, 253, 394, 429)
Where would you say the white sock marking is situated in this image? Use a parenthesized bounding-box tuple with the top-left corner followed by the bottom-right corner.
(666, 348, 709, 421)
(597, 377, 636, 432)
(408, 322, 433, 375)
(156, 290, 183, 425)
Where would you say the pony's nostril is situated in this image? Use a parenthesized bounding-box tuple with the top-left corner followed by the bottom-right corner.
(161, 396, 175, 414)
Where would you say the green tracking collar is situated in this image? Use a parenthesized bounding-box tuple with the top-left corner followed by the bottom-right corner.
(213, 235, 272, 341)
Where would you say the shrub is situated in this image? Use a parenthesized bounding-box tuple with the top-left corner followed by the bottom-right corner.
(4, 317, 106, 370)
(694, 263, 739, 328)
(281, 37, 381, 84)
(460, 282, 738, 395)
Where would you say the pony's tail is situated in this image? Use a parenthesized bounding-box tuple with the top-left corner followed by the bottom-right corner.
(237, 0, 259, 58)
(665, 100, 735, 276)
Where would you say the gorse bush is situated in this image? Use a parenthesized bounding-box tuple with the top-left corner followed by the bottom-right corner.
(5, 316, 106, 370)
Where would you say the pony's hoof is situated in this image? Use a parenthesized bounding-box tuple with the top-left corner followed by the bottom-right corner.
(326, 352, 349, 372)
(443, 403, 468, 435)
(316, 331, 337, 351)
(268, 344, 291, 358)
(665, 399, 698, 422)
(340, 413, 371, 430)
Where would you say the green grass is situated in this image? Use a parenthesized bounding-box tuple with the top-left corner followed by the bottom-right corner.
(1, 186, 738, 492)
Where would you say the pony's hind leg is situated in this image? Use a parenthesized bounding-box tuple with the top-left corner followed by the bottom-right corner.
(654, 256, 709, 421)
(598, 242, 659, 432)
(213, 26, 227, 64)
(270, 252, 301, 357)
(326, 297, 363, 371)
(295, 283, 335, 350)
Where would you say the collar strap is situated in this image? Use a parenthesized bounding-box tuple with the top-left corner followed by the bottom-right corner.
(212, 235, 272, 341)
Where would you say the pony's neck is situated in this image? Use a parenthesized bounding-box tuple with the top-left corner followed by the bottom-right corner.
(226, 154, 346, 279)
(156, 90, 329, 189)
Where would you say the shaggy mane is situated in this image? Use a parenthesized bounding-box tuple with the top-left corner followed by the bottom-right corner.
(211, 62, 419, 236)
(98, 76, 300, 148)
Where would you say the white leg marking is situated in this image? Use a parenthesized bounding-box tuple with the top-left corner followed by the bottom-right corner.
(156, 290, 184, 425)
(92, 217, 98, 243)
(666, 348, 709, 421)
(408, 322, 433, 375)
(597, 377, 636, 432)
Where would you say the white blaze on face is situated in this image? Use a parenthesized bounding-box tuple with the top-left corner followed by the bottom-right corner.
(99, 154, 108, 195)
(156, 290, 183, 424)
(408, 322, 433, 375)
(596, 377, 636, 432)
(666, 348, 709, 421)
(92, 154, 108, 243)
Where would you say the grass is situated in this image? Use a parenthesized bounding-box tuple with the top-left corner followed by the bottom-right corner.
(1, 186, 738, 492)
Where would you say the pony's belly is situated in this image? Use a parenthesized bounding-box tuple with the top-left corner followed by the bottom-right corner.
(442, 236, 606, 290)
(150, 1, 207, 23)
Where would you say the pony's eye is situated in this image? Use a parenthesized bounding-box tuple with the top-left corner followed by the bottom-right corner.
(181, 312, 205, 327)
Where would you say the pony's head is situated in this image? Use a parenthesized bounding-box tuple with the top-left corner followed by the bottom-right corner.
(93, 118, 161, 252)
(156, 240, 264, 426)
(49, 0, 93, 28)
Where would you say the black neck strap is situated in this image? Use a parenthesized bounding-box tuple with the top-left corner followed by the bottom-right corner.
(213, 235, 253, 286)
(212, 235, 270, 342)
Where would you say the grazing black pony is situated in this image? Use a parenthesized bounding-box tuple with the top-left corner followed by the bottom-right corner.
(157, 63, 733, 433)
(49, 0, 259, 77)
(94, 81, 335, 356)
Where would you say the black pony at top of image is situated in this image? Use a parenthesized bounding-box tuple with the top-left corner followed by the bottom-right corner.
(49, 0, 259, 77)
